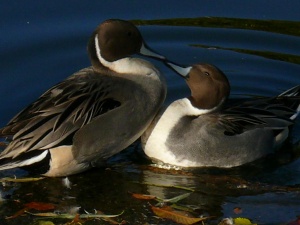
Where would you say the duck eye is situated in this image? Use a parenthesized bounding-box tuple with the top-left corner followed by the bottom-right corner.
(204, 71, 210, 76)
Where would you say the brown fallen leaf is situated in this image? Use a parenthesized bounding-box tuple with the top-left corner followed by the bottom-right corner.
(131, 193, 157, 200)
(6, 202, 56, 219)
(151, 205, 209, 225)
(6, 208, 27, 219)
(24, 201, 56, 211)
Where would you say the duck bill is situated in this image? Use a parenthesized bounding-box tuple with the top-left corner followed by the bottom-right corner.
(140, 43, 165, 60)
(165, 61, 191, 79)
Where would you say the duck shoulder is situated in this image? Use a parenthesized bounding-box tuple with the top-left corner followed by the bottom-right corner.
(0, 67, 124, 158)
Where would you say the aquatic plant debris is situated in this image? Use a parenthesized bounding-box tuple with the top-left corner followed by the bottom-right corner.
(31, 221, 55, 225)
(25, 202, 56, 211)
(25, 210, 124, 219)
(131, 192, 191, 204)
(218, 217, 257, 225)
(0, 177, 44, 183)
(6, 202, 56, 219)
(141, 181, 195, 192)
(131, 193, 157, 200)
(96, 210, 127, 225)
(160, 193, 191, 203)
(152, 205, 211, 225)
(131, 191, 211, 223)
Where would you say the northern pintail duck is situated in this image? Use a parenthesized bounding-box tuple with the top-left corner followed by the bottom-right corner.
(142, 62, 300, 168)
(0, 19, 166, 177)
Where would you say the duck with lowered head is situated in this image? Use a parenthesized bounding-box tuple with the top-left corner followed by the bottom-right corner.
(142, 62, 300, 168)
(0, 19, 167, 177)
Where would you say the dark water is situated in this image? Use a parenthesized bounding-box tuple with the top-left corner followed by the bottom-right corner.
(1, 1, 300, 224)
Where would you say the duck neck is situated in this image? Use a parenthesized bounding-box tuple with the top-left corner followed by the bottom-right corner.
(188, 96, 226, 114)
(88, 34, 155, 76)
(87, 33, 108, 73)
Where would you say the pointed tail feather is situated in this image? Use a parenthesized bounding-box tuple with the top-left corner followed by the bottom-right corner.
(0, 150, 49, 171)
(278, 85, 300, 97)
(278, 85, 300, 120)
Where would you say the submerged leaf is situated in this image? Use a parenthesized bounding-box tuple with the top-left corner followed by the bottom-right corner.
(152, 205, 209, 225)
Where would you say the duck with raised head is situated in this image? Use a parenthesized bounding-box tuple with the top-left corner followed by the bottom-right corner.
(0, 19, 167, 177)
(142, 62, 300, 168)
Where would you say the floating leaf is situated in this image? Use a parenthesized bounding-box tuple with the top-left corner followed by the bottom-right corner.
(131, 193, 157, 200)
(152, 205, 209, 225)
(233, 217, 257, 225)
(0, 177, 44, 183)
(163, 193, 191, 203)
(24, 202, 56, 211)
(26, 210, 124, 219)
(7, 202, 56, 219)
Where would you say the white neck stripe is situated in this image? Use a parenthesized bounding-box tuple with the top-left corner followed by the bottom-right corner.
(95, 34, 107, 66)
(94, 34, 120, 71)
(94, 34, 156, 76)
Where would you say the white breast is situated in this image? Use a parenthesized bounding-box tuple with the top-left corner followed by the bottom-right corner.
(143, 98, 215, 165)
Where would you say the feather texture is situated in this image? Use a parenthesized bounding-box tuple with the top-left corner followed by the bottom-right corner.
(0, 67, 121, 159)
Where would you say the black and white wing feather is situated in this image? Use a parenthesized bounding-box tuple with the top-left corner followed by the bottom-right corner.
(0, 68, 121, 159)
(217, 85, 300, 135)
